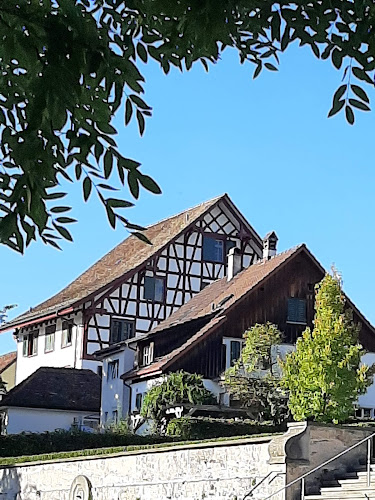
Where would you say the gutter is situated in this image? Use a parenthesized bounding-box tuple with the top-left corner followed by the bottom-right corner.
(0, 306, 75, 333)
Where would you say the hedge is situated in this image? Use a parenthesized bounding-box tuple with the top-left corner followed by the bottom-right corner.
(166, 417, 286, 440)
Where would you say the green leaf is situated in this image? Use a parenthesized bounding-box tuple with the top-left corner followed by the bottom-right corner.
(104, 150, 113, 179)
(352, 67, 373, 84)
(132, 231, 152, 244)
(127, 171, 139, 199)
(265, 63, 278, 71)
(83, 176, 92, 202)
(130, 95, 151, 110)
(138, 174, 162, 194)
(136, 43, 148, 63)
(332, 49, 343, 70)
(349, 99, 370, 111)
(50, 206, 71, 213)
(105, 204, 116, 229)
(351, 85, 370, 103)
(136, 110, 145, 136)
(125, 99, 133, 126)
(345, 105, 355, 125)
(328, 99, 345, 117)
(106, 198, 134, 208)
(333, 85, 347, 103)
(55, 217, 77, 224)
(53, 224, 73, 242)
(253, 64, 262, 79)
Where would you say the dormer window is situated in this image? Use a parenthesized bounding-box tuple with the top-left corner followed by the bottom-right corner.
(142, 342, 154, 366)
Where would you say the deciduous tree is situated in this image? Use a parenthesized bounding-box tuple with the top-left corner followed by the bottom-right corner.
(282, 273, 373, 423)
(1, 1, 374, 251)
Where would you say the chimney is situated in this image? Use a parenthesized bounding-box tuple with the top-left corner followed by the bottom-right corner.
(227, 246, 242, 281)
(263, 231, 278, 260)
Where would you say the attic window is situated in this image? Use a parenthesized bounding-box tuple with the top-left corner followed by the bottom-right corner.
(287, 298, 307, 324)
(202, 236, 236, 263)
(144, 276, 165, 302)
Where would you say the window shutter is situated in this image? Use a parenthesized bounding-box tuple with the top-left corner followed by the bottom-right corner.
(144, 276, 155, 300)
(287, 298, 307, 324)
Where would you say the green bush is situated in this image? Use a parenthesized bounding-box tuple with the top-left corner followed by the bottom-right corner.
(0, 429, 172, 458)
(166, 417, 285, 440)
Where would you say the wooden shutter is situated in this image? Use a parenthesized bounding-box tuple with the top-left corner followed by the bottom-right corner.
(287, 298, 307, 324)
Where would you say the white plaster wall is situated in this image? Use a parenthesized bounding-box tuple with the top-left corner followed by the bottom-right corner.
(0, 438, 285, 500)
(131, 377, 163, 413)
(4, 407, 99, 434)
(100, 348, 135, 426)
(358, 352, 375, 411)
(15, 315, 84, 384)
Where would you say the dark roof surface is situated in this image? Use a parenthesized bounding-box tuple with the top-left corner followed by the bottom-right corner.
(0, 367, 101, 412)
(0, 351, 16, 374)
(3, 195, 241, 330)
(124, 245, 308, 379)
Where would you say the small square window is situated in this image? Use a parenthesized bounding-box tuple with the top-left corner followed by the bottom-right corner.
(110, 319, 135, 344)
(144, 276, 165, 302)
(108, 360, 119, 380)
(45, 324, 56, 353)
(62, 321, 73, 347)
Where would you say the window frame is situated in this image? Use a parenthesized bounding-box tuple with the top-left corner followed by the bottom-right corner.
(202, 234, 236, 264)
(142, 342, 154, 366)
(143, 275, 165, 303)
(61, 320, 73, 348)
(44, 324, 56, 353)
(22, 330, 39, 357)
(135, 393, 143, 412)
(108, 359, 119, 380)
(109, 317, 135, 344)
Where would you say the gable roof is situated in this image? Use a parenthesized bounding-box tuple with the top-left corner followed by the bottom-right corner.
(0, 351, 16, 375)
(124, 245, 310, 380)
(125, 244, 375, 380)
(0, 367, 101, 412)
(3, 194, 261, 331)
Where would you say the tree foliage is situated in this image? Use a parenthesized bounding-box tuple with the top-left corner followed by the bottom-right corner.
(282, 273, 373, 424)
(0, 304, 17, 324)
(1, 0, 375, 251)
(140, 371, 215, 431)
(224, 323, 289, 425)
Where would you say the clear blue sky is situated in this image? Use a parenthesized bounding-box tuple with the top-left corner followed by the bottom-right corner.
(1, 44, 374, 354)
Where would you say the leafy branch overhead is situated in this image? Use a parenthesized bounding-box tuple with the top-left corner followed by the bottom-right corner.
(1, 0, 374, 251)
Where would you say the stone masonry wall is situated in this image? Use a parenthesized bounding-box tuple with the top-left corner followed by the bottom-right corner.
(0, 437, 286, 500)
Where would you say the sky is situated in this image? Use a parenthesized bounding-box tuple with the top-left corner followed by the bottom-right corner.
(1, 43, 374, 354)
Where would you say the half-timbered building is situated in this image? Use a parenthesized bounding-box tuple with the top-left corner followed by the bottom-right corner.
(118, 244, 375, 426)
(1, 194, 264, 385)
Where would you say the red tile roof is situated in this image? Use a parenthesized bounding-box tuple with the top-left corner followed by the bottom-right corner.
(0, 351, 16, 374)
(3, 195, 255, 331)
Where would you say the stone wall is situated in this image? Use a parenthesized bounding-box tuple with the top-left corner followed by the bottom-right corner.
(0, 423, 372, 500)
(0, 437, 286, 500)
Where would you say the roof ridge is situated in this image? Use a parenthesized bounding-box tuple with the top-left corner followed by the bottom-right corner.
(144, 194, 226, 229)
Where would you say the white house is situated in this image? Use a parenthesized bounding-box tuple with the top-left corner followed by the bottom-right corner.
(0, 367, 101, 434)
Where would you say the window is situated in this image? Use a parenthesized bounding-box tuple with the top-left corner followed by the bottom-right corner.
(44, 324, 56, 353)
(144, 276, 165, 302)
(110, 319, 135, 344)
(287, 298, 307, 324)
(108, 360, 119, 380)
(203, 236, 224, 263)
(97, 366, 103, 378)
(61, 320, 73, 347)
(104, 412, 108, 423)
(22, 330, 38, 357)
(135, 393, 143, 412)
(230, 341, 241, 366)
(112, 410, 118, 424)
(142, 342, 154, 366)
